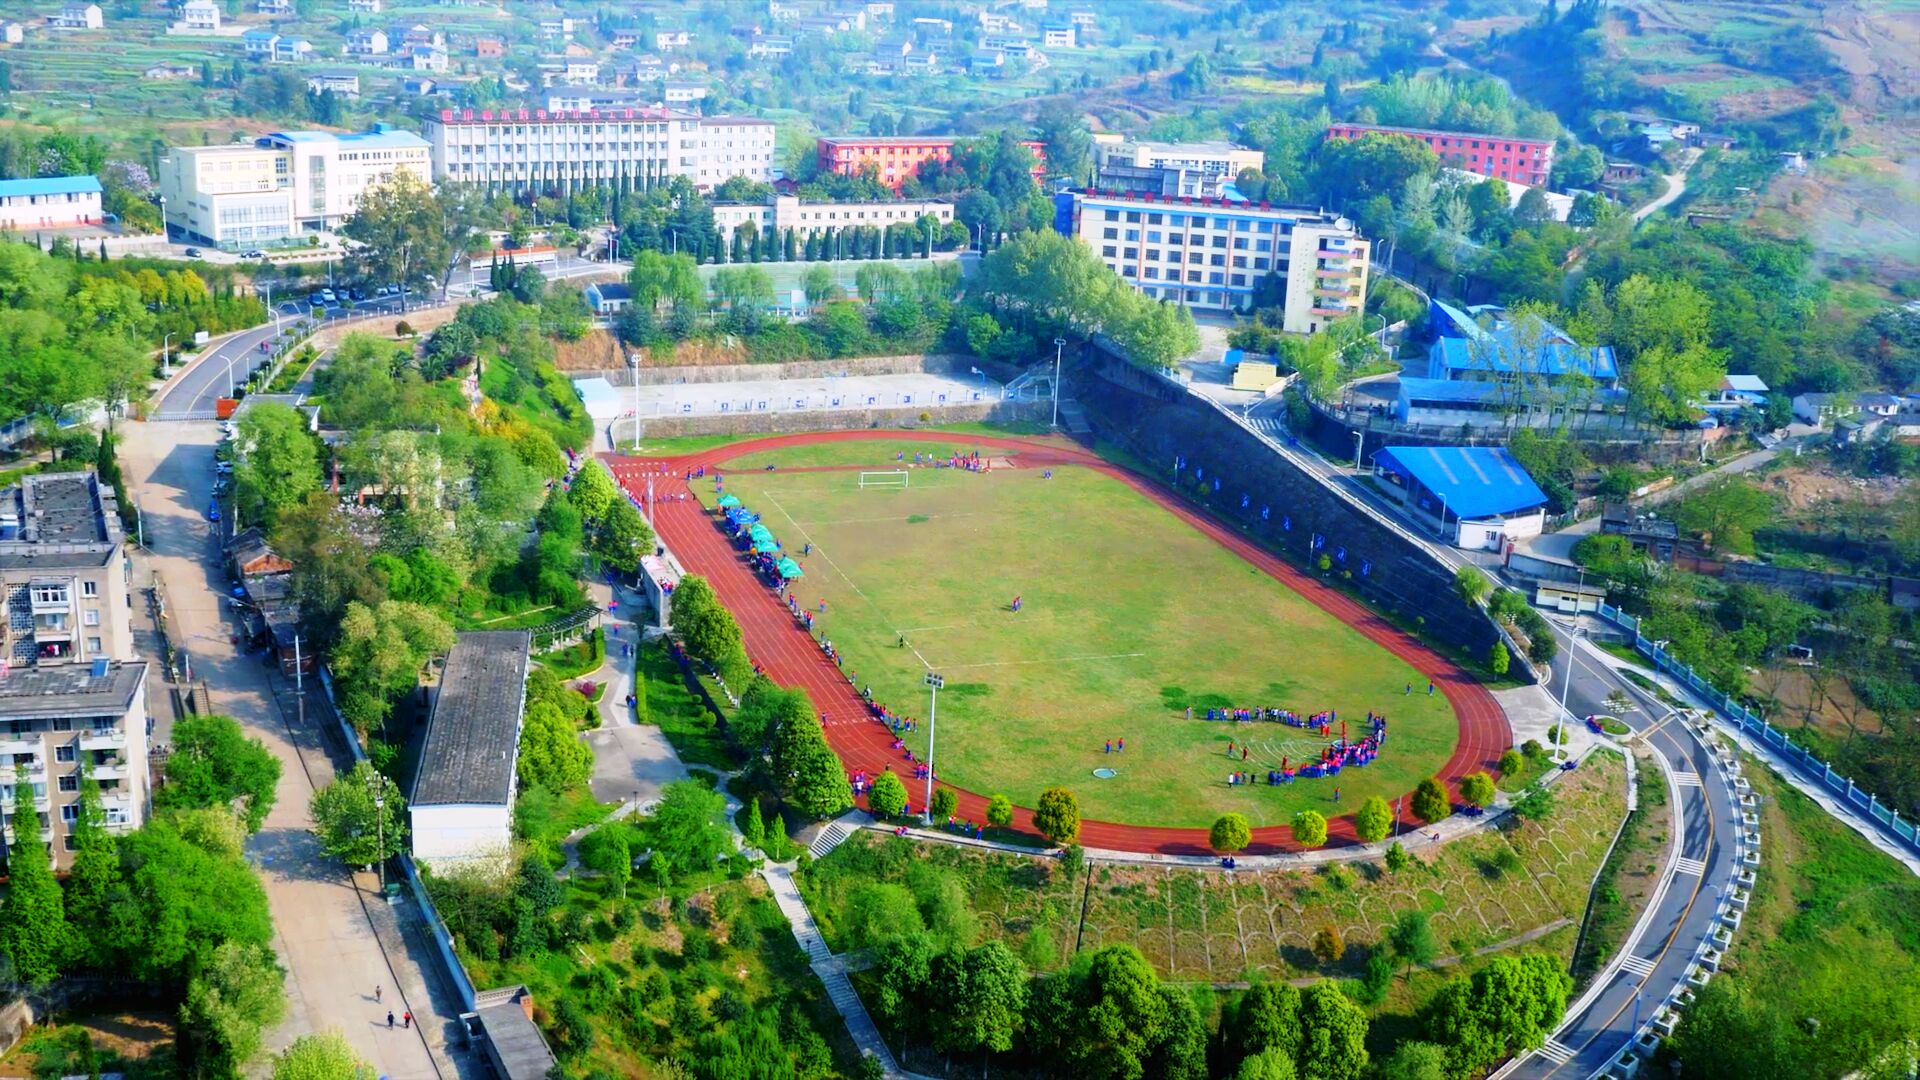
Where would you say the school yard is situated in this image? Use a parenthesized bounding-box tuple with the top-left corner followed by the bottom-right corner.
(694, 436, 1460, 829)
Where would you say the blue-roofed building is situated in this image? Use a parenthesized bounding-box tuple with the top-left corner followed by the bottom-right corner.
(1699, 373, 1769, 412)
(1426, 299, 1619, 385)
(1370, 445, 1549, 549)
(0, 174, 103, 230)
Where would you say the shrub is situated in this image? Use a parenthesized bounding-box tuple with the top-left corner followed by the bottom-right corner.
(1384, 842, 1411, 873)
(1460, 772, 1496, 808)
(1498, 748, 1524, 775)
(1209, 812, 1252, 854)
(1033, 787, 1080, 845)
(1292, 810, 1328, 849)
(1311, 925, 1345, 965)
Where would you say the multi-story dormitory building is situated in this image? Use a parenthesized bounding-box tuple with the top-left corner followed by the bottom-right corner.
(423, 107, 775, 195)
(0, 472, 149, 870)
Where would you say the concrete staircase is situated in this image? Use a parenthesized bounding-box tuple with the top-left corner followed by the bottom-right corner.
(762, 863, 831, 963)
(1058, 399, 1094, 436)
(808, 813, 860, 860)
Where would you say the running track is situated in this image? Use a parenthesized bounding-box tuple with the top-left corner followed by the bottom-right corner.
(607, 430, 1511, 855)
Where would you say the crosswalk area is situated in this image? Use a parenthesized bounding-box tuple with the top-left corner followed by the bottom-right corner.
(1618, 954, 1657, 978)
(1674, 771, 1703, 787)
(1537, 1038, 1578, 1065)
(1674, 855, 1706, 876)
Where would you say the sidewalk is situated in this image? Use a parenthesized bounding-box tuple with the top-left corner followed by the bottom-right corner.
(759, 860, 908, 1079)
(577, 579, 690, 816)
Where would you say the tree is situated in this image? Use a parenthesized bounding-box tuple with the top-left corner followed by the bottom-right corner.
(1411, 777, 1451, 824)
(1210, 812, 1252, 854)
(710, 264, 775, 312)
(1353, 795, 1393, 843)
(1514, 187, 1554, 229)
(647, 780, 728, 873)
(1384, 841, 1412, 873)
(1292, 810, 1328, 849)
(1459, 771, 1496, 809)
(731, 679, 810, 757)
(1675, 478, 1775, 555)
(1454, 566, 1490, 607)
(234, 402, 320, 529)
(1511, 783, 1555, 821)
(1311, 925, 1345, 966)
(339, 171, 453, 299)
(272, 1031, 373, 1080)
(1489, 640, 1511, 677)
(1033, 786, 1080, 845)
(1315, 132, 1440, 206)
(1062, 945, 1168, 1080)
(1034, 99, 1092, 181)
(941, 940, 1029, 1054)
(62, 763, 119, 964)
(178, 941, 287, 1079)
(329, 601, 456, 732)
(158, 714, 282, 833)
(739, 796, 765, 849)
(986, 793, 1013, 829)
(1498, 747, 1524, 776)
(1236, 1049, 1297, 1080)
(567, 460, 617, 523)
(867, 769, 909, 818)
(1231, 981, 1303, 1061)
(593, 497, 653, 574)
(671, 575, 750, 686)
(1387, 910, 1438, 978)
(1, 779, 65, 985)
(517, 698, 594, 792)
(802, 264, 836, 308)
(772, 701, 854, 819)
(577, 823, 633, 898)
(308, 761, 407, 869)
(930, 786, 959, 821)
(1296, 982, 1369, 1080)
(1373, 1041, 1448, 1080)
(109, 817, 274, 982)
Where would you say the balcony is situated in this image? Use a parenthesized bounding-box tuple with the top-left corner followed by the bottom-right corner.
(80, 730, 127, 752)
(33, 615, 73, 641)
(28, 585, 71, 613)
(1310, 304, 1354, 317)
(0, 735, 38, 757)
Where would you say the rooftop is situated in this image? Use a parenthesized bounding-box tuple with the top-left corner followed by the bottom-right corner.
(1329, 120, 1554, 147)
(471, 988, 558, 1080)
(1373, 446, 1548, 519)
(1429, 300, 1619, 381)
(1074, 187, 1336, 217)
(433, 106, 691, 124)
(261, 128, 429, 151)
(0, 472, 123, 570)
(0, 661, 146, 720)
(412, 631, 531, 808)
(0, 175, 103, 199)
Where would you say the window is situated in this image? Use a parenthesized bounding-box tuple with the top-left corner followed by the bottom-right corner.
(1146, 231, 1161, 243)
(1210, 254, 1225, 266)
(55, 745, 75, 763)
(87, 637, 102, 654)
(1122, 247, 1137, 260)
(82, 609, 99, 627)
(1100, 226, 1117, 240)
(1257, 221, 1275, 234)
(1166, 251, 1181, 264)
(53, 718, 71, 732)
(1145, 248, 1159, 261)
(1214, 217, 1231, 230)
(1233, 237, 1248, 250)
(1147, 213, 1162, 225)
(59, 774, 78, 793)
(1124, 229, 1138, 241)
(81, 581, 98, 598)
(1232, 256, 1246, 268)
(61, 804, 79, 824)
(1101, 246, 1115, 257)
(1168, 214, 1185, 226)
(1211, 236, 1227, 248)
(1253, 257, 1270, 270)
(1124, 211, 1140, 223)
(1231, 274, 1246, 287)
(1145, 267, 1159, 279)
(1102, 209, 1118, 221)
(1209, 272, 1224, 285)
(1187, 270, 1202, 283)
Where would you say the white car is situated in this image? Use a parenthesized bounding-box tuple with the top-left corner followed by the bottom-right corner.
(317, 289, 338, 305)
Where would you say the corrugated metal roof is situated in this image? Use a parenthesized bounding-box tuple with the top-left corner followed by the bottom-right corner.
(0, 175, 102, 198)
(1373, 446, 1548, 519)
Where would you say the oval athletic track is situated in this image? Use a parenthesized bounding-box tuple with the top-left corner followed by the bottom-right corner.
(607, 430, 1511, 855)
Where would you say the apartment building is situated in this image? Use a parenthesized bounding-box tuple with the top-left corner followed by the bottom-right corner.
(158, 126, 431, 249)
(0, 660, 150, 869)
(1325, 122, 1554, 188)
(1093, 136, 1264, 199)
(816, 135, 1047, 194)
(2, 472, 134, 667)
(175, 0, 219, 31)
(1066, 189, 1370, 334)
(424, 108, 774, 195)
(710, 194, 952, 245)
(0, 175, 103, 230)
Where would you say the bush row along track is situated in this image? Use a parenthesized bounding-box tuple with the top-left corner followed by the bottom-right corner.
(607, 430, 1511, 855)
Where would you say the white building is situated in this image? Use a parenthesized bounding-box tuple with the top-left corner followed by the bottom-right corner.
(1068, 188, 1370, 334)
(425, 107, 775, 195)
(241, 27, 279, 56)
(345, 27, 387, 55)
(307, 70, 361, 95)
(711, 194, 953, 246)
(175, 0, 218, 31)
(1094, 136, 1265, 199)
(1042, 22, 1076, 48)
(0, 661, 151, 871)
(408, 631, 529, 869)
(0, 473, 135, 666)
(654, 29, 690, 51)
(1, 21, 24, 43)
(272, 36, 313, 62)
(51, 2, 102, 29)
(158, 126, 431, 249)
(0, 175, 103, 230)
(663, 80, 707, 105)
(346, 0, 380, 10)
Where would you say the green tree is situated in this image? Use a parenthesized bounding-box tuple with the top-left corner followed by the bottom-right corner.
(593, 496, 654, 574)
(1, 779, 65, 985)
(1511, 783, 1556, 821)
(1292, 810, 1328, 849)
(272, 1031, 374, 1080)
(867, 769, 909, 818)
(110, 817, 275, 982)
(986, 793, 1013, 829)
(1675, 478, 1775, 555)
(1033, 786, 1080, 845)
(1034, 99, 1093, 181)
(1411, 777, 1451, 824)
(308, 760, 407, 868)
(1231, 981, 1303, 1060)
(233, 402, 321, 529)
(1315, 132, 1440, 206)
(1210, 812, 1252, 854)
(739, 795, 765, 848)
(930, 786, 958, 821)
(339, 172, 451, 300)
(627, 250, 702, 314)
(1353, 795, 1394, 843)
(1063, 945, 1168, 1080)
(178, 941, 287, 1079)
(647, 780, 728, 872)
(940, 940, 1029, 1053)
(517, 698, 594, 792)
(772, 705, 854, 819)
(709, 264, 776, 312)
(1384, 841, 1412, 873)
(328, 601, 456, 733)
(1454, 566, 1490, 607)
(1387, 910, 1438, 978)
(158, 714, 282, 833)
(567, 460, 618, 524)
(802, 264, 836, 307)
(577, 823, 633, 897)
(1296, 982, 1369, 1080)
(670, 575, 750, 686)
(1459, 771, 1496, 808)
(1373, 1041, 1448, 1080)
(1489, 640, 1511, 677)
(1236, 1049, 1297, 1080)
(62, 763, 119, 964)
(1311, 925, 1345, 966)
(730, 679, 809, 757)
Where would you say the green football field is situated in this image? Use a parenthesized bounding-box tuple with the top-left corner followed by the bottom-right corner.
(702, 444, 1458, 828)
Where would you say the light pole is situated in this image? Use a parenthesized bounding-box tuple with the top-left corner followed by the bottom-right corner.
(922, 672, 943, 824)
(373, 787, 386, 892)
(161, 331, 175, 377)
(1051, 338, 1066, 428)
(1353, 428, 1366, 476)
(1554, 569, 1586, 762)
(157, 194, 167, 244)
(223, 352, 239, 399)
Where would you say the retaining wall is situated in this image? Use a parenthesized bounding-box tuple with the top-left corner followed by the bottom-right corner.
(1075, 352, 1510, 665)
(617, 399, 1046, 441)
(607, 353, 973, 386)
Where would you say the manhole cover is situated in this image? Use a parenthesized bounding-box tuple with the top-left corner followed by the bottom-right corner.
(1092, 768, 1118, 779)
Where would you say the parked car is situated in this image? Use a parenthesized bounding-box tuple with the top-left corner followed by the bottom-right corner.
(242, 249, 268, 260)
(183, 247, 203, 258)
(317, 289, 337, 305)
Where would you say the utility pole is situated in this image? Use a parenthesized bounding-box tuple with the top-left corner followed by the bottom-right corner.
(1051, 338, 1066, 428)
(922, 672, 943, 824)
(293, 635, 305, 732)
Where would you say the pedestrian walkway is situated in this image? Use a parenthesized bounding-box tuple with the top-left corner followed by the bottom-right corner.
(578, 579, 690, 817)
(759, 861, 906, 1077)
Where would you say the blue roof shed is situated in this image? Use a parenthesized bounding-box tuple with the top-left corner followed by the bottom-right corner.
(0, 175, 102, 198)
(1372, 446, 1547, 521)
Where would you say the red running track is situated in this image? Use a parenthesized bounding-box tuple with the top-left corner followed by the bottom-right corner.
(608, 430, 1512, 855)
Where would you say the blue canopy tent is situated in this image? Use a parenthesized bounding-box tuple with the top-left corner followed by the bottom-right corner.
(776, 557, 804, 579)
(716, 493, 742, 509)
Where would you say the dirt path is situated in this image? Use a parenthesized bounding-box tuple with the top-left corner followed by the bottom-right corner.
(606, 430, 1510, 856)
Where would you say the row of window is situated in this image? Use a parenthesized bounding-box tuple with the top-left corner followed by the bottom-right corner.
(0, 192, 97, 207)
(1098, 207, 1312, 233)
(1100, 226, 1286, 250)
(1108, 261, 1248, 288)
(1099, 245, 1277, 272)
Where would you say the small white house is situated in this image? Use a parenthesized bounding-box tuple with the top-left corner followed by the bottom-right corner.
(346, 0, 381, 10)
(242, 28, 280, 56)
(345, 27, 388, 55)
(53, 2, 103, 29)
(1, 21, 24, 43)
(654, 29, 690, 51)
(408, 631, 530, 869)
(584, 281, 631, 316)
(176, 0, 219, 31)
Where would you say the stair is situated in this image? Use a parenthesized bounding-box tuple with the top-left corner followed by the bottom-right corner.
(808, 818, 856, 860)
(1057, 399, 1093, 436)
(190, 681, 213, 716)
(762, 865, 831, 962)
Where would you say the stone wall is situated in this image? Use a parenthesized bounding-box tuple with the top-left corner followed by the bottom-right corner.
(618, 399, 1046, 441)
(605, 353, 971, 387)
(1075, 352, 1511, 667)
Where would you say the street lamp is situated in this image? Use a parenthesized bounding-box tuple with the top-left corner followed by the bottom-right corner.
(157, 194, 167, 243)
(161, 331, 175, 377)
(1554, 569, 1587, 763)
(1051, 338, 1066, 428)
(922, 672, 943, 825)
(371, 774, 387, 893)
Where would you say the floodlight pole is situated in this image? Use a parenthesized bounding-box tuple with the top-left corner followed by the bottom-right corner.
(922, 672, 943, 825)
(1051, 338, 1066, 428)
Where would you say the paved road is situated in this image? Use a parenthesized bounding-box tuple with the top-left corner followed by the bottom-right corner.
(1502, 619, 1743, 1078)
(1633, 149, 1701, 224)
(118, 421, 456, 1079)
(579, 578, 690, 814)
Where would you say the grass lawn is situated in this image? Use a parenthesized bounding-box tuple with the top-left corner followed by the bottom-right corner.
(637, 639, 744, 773)
(697, 440, 1459, 829)
(720, 439, 1025, 471)
(533, 627, 605, 680)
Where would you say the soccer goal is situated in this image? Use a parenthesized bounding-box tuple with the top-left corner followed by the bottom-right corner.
(858, 470, 910, 489)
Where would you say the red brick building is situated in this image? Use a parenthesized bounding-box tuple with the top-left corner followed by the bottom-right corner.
(1324, 122, 1555, 188)
(815, 136, 1048, 194)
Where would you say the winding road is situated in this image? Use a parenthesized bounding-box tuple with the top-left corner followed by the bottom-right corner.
(607, 430, 1513, 855)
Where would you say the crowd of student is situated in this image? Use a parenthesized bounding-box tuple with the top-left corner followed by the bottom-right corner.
(1223, 713, 1390, 785)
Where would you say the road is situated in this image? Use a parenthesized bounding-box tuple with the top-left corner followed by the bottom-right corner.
(118, 420, 456, 1079)
(1633, 149, 1701, 224)
(1501, 618, 1743, 1078)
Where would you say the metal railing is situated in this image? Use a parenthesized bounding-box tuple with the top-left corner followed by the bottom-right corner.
(1594, 602, 1920, 859)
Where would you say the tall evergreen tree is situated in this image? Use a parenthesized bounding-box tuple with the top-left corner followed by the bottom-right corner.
(63, 764, 120, 966)
(1, 780, 67, 985)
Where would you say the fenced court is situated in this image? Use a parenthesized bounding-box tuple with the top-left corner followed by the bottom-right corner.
(689, 438, 1464, 829)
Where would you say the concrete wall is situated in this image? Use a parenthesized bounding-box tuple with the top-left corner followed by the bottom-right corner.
(608, 353, 973, 386)
(1075, 350, 1511, 666)
(411, 803, 512, 865)
(616, 399, 1046, 441)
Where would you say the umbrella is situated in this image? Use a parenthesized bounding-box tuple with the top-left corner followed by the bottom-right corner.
(753, 539, 781, 553)
(776, 557, 804, 579)
(716, 493, 742, 508)
(748, 524, 776, 542)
